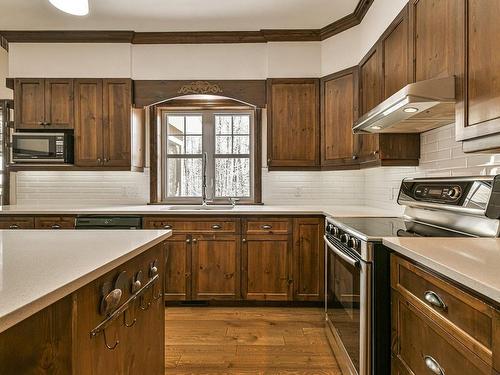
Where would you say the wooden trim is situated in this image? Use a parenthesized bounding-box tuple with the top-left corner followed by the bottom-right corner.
(5, 78, 14, 90)
(320, 0, 374, 40)
(0, 0, 374, 45)
(1, 100, 13, 205)
(254, 108, 263, 204)
(134, 80, 266, 108)
(149, 106, 158, 203)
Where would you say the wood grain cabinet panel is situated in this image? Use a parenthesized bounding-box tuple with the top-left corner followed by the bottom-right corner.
(241, 233, 292, 301)
(143, 217, 239, 234)
(34, 216, 76, 229)
(321, 67, 359, 169)
(458, 1, 500, 151)
(244, 218, 290, 235)
(103, 79, 132, 167)
(0, 216, 34, 229)
(191, 234, 240, 300)
(74, 79, 104, 167)
(14, 79, 45, 129)
(292, 217, 324, 301)
(44, 79, 74, 129)
(267, 79, 320, 169)
(164, 234, 192, 301)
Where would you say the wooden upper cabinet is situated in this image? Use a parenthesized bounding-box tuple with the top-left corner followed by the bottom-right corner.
(359, 48, 382, 116)
(74, 79, 103, 167)
(381, 5, 410, 100)
(103, 79, 131, 167)
(15, 79, 45, 129)
(267, 79, 320, 169)
(321, 67, 359, 168)
(74, 78, 131, 168)
(15, 78, 73, 129)
(44, 79, 74, 129)
(410, 0, 463, 82)
(458, 1, 500, 151)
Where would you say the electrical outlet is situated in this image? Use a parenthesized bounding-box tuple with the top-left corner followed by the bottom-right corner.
(294, 187, 303, 197)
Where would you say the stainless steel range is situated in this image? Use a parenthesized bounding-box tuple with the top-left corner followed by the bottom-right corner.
(324, 175, 500, 375)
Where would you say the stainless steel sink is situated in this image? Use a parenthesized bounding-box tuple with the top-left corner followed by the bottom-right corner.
(164, 205, 234, 211)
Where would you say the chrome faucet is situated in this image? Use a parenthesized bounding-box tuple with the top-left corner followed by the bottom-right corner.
(201, 152, 212, 206)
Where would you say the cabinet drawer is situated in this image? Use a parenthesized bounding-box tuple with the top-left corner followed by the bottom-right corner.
(143, 217, 239, 234)
(244, 218, 291, 235)
(0, 217, 35, 229)
(35, 216, 76, 229)
(391, 254, 496, 363)
(392, 292, 491, 375)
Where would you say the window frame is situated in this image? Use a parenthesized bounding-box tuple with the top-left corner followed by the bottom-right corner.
(160, 108, 255, 204)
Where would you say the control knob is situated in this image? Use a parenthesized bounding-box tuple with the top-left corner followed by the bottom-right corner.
(447, 187, 461, 200)
(347, 237, 359, 250)
(340, 233, 350, 244)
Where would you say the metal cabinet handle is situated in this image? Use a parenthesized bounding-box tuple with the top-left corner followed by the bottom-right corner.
(372, 150, 379, 156)
(104, 158, 109, 163)
(192, 238, 198, 243)
(163, 224, 172, 229)
(324, 236, 360, 268)
(424, 291, 447, 310)
(242, 238, 246, 243)
(261, 224, 272, 230)
(97, 158, 102, 164)
(424, 355, 445, 375)
(211, 224, 222, 230)
(352, 155, 358, 160)
(9, 224, 19, 229)
(51, 224, 61, 229)
(186, 238, 191, 243)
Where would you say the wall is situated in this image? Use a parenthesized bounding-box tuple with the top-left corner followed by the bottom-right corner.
(364, 124, 500, 210)
(0, 48, 12, 99)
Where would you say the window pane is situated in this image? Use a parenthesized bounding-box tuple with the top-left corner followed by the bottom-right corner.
(215, 136, 232, 154)
(215, 116, 232, 134)
(167, 116, 185, 135)
(167, 135, 184, 154)
(215, 158, 250, 197)
(167, 158, 202, 197)
(233, 115, 250, 134)
(185, 136, 202, 154)
(233, 135, 250, 154)
(185, 116, 202, 134)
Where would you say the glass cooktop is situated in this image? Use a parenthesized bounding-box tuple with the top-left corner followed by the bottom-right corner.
(329, 217, 472, 241)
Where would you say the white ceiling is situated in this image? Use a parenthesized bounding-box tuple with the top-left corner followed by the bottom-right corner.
(0, 0, 358, 32)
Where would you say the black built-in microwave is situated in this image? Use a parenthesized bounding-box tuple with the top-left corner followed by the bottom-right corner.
(11, 132, 74, 163)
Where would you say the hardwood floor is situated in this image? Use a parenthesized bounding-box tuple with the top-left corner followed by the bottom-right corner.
(165, 307, 341, 375)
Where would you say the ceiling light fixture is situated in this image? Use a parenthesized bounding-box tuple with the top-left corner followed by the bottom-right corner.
(49, 0, 89, 16)
(403, 107, 419, 113)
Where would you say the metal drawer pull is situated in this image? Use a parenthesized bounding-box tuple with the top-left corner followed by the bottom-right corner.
(163, 224, 172, 229)
(261, 224, 272, 230)
(211, 224, 222, 229)
(424, 291, 447, 310)
(9, 224, 19, 229)
(424, 355, 445, 375)
(51, 224, 61, 229)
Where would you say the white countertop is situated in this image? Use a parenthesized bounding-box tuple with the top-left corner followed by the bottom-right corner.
(0, 229, 171, 333)
(0, 204, 403, 218)
(383, 238, 500, 305)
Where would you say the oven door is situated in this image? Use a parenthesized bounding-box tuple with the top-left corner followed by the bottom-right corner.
(325, 235, 371, 375)
(11, 133, 64, 163)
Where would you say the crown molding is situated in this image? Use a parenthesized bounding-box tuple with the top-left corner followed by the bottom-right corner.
(0, 0, 373, 49)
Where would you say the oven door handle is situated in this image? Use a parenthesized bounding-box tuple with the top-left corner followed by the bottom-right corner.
(324, 235, 361, 269)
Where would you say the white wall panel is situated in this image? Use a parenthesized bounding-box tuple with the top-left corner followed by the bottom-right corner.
(0, 48, 12, 99)
(8, 43, 132, 77)
(267, 42, 321, 78)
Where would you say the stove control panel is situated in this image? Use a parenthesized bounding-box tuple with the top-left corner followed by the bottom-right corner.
(399, 180, 474, 206)
(325, 223, 360, 252)
(414, 184, 463, 202)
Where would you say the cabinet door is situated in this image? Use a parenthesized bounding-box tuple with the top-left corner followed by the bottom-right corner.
(267, 79, 320, 169)
(293, 218, 324, 301)
(191, 234, 240, 300)
(164, 234, 192, 301)
(411, 0, 463, 82)
(457, 1, 500, 147)
(34, 216, 75, 229)
(74, 79, 103, 167)
(241, 234, 292, 301)
(381, 5, 410, 100)
(14, 78, 45, 129)
(102, 79, 131, 168)
(44, 79, 74, 129)
(321, 68, 359, 168)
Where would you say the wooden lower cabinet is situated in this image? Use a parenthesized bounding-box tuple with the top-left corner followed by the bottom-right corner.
(293, 217, 324, 301)
(164, 234, 192, 301)
(0, 216, 34, 229)
(241, 234, 293, 301)
(191, 234, 240, 300)
(34, 216, 76, 229)
(391, 254, 499, 374)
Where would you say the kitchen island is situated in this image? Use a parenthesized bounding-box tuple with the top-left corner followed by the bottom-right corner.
(0, 229, 171, 374)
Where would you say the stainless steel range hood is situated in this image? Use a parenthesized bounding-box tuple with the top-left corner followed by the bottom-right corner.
(353, 76, 456, 134)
